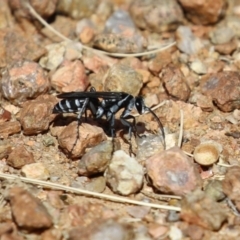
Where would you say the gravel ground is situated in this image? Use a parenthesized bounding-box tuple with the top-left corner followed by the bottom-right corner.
(1, 0, 240, 239)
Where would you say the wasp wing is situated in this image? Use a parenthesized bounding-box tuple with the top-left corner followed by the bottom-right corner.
(56, 91, 126, 99)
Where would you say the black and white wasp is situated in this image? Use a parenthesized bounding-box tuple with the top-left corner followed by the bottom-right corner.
(53, 87, 166, 153)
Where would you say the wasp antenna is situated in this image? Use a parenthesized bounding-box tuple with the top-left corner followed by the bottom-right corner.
(146, 107, 166, 150)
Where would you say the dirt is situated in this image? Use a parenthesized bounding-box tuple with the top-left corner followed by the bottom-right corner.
(1, 0, 240, 239)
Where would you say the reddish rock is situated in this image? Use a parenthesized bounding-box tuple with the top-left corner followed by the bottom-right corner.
(130, 0, 183, 33)
(222, 166, 240, 211)
(82, 53, 117, 74)
(200, 71, 240, 112)
(148, 51, 172, 76)
(1, 60, 49, 106)
(178, 0, 227, 25)
(180, 189, 228, 230)
(79, 26, 95, 44)
(8, 187, 53, 230)
(0, 106, 11, 123)
(0, 222, 16, 236)
(161, 64, 191, 102)
(76, 19, 96, 44)
(20, 95, 56, 135)
(185, 224, 205, 240)
(0, 121, 21, 138)
(0, 232, 24, 240)
(51, 60, 89, 92)
(64, 203, 105, 227)
(103, 63, 143, 96)
(7, 145, 34, 169)
(57, 122, 107, 158)
(146, 147, 202, 195)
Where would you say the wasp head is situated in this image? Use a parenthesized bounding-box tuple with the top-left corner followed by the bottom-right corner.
(135, 96, 147, 114)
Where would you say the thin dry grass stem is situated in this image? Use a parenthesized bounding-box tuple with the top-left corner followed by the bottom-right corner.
(0, 173, 181, 211)
(25, 2, 176, 58)
(217, 163, 236, 167)
(158, 194, 181, 199)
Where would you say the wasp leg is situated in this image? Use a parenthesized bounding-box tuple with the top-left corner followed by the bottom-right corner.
(70, 98, 89, 155)
(120, 115, 138, 155)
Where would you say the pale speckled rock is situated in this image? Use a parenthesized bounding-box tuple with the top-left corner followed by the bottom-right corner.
(204, 180, 225, 202)
(222, 166, 240, 211)
(105, 150, 144, 195)
(209, 27, 235, 45)
(146, 147, 202, 195)
(1, 60, 49, 106)
(136, 134, 166, 162)
(176, 26, 204, 55)
(180, 189, 228, 231)
(94, 9, 147, 54)
(72, 176, 106, 193)
(39, 42, 82, 71)
(93, 33, 147, 54)
(21, 162, 50, 180)
(68, 219, 133, 240)
(103, 63, 143, 96)
(78, 140, 120, 176)
(8, 187, 53, 230)
(56, 0, 98, 19)
(130, 0, 183, 33)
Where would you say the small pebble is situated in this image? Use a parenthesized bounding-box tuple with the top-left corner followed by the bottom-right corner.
(21, 162, 50, 180)
(190, 60, 207, 75)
